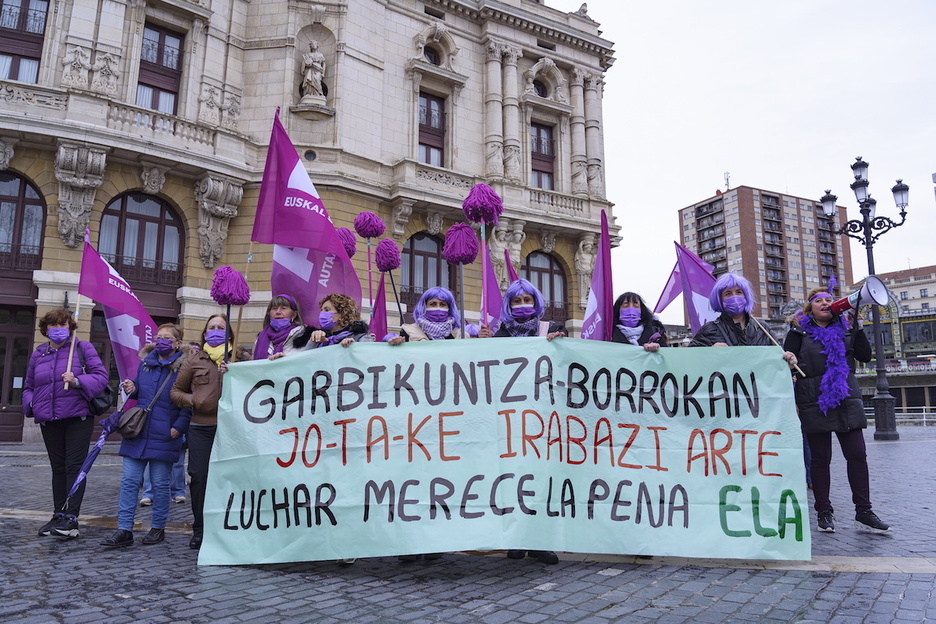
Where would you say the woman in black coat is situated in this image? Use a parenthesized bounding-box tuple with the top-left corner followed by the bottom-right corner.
(611, 292, 667, 351)
(783, 288, 889, 535)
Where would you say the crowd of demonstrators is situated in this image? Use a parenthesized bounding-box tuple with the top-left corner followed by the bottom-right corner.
(783, 289, 890, 534)
(100, 324, 191, 548)
(21, 267, 892, 559)
(25, 308, 110, 539)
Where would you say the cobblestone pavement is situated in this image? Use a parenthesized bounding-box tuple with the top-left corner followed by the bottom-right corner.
(2, 427, 935, 624)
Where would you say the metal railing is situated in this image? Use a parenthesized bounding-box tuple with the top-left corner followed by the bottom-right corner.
(865, 406, 936, 426)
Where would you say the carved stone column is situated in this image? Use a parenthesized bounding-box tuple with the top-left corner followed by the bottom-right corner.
(194, 173, 243, 268)
(54, 142, 108, 247)
(501, 46, 522, 182)
(484, 40, 504, 179)
(570, 68, 588, 195)
(584, 73, 605, 198)
(390, 198, 415, 240)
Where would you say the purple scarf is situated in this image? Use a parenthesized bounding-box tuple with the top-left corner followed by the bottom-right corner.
(253, 324, 294, 360)
(323, 329, 353, 346)
(803, 319, 850, 414)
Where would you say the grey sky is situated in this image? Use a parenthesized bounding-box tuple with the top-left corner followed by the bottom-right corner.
(550, 0, 935, 323)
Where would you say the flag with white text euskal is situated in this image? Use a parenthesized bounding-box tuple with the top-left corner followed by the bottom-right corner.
(252, 112, 362, 312)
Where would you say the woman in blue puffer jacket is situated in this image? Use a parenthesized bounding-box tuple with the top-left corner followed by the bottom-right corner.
(24, 308, 110, 539)
(100, 323, 191, 548)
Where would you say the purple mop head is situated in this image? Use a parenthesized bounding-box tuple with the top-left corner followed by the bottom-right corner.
(353, 211, 386, 239)
(375, 238, 401, 272)
(462, 183, 503, 225)
(336, 227, 357, 258)
(210, 266, 250, 306)
(443, 223, 479, 265)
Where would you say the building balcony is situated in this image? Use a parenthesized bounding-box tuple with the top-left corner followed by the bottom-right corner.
(763, 222, 782, 233)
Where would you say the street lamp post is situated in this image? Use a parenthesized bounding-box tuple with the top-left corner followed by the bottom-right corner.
(820, 157, 909, 441)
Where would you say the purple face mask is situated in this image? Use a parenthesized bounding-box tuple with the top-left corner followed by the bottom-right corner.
(318, 311, 336, 331)
(511, 305, 536, 321)
(205, 329, 227, 347)
(155, 338, 175, 356)
(47, 327, 71, 344)
(424, 308, 449, 323)
(269, 317, 292, 332)
(722, 295, 747, 316)
(618, 307, 642, 328)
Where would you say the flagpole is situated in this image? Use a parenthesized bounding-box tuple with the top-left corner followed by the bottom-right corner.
(64, 293, 83, 389)
(749, 316, 806, 377)
(387, 271, 405, 326)
(233, 242, 254, 355)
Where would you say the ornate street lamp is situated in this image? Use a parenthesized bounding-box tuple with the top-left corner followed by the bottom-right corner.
(822, 157, 909, 441)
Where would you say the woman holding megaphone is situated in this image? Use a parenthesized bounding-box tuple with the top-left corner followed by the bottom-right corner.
(783, 288, 890, 535)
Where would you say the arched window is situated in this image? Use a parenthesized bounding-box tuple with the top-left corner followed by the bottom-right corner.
(400, 232, 455, 322)
(523, 251, 567, 322)
(0, 171, 44, 307)
(0, 171, 44, 272)
(99, 192, 183, 317)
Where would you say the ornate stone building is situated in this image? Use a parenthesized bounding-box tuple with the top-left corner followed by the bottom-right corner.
(0, 0, 614, 441)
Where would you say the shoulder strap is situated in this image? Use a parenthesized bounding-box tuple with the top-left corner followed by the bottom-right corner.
(76, 340, 87, 372)
(144, 370, 175, 412)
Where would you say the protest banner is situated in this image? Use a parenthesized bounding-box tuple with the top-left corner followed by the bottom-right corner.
(199, 339, 809, 565)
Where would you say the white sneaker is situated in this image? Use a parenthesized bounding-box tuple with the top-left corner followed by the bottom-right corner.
(172, 495, 186, 504)
(139, 497, 153, 507)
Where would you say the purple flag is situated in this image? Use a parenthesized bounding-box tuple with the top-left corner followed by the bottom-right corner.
(253, 113, 362, 315)
(370, 272, 388, 341)
(482, 241, 503, 328)
(504, 248, 519, 283)
(78, 229, 157, 383)
(674, 242, 718, 333)
(653, 261, 680, 314)
(581, 210, 613, 341)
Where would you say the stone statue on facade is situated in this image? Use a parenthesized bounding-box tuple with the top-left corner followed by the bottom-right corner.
(301, 41, 326, 100)
(575, 235, 596, 309)
(488, 223, 510, 289)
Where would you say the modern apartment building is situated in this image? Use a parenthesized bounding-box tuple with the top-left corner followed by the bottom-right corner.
(0, 0, 615, 441)
(679, 186, 854, 319)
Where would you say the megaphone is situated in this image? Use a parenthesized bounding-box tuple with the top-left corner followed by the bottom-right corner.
(830, 275, 890, 315)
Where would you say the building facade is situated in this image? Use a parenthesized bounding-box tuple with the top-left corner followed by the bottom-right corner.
(678, 186, 854, 320)
(0, 0, 615, 442)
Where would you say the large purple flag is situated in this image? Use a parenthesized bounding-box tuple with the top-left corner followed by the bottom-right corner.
(675, 242, 718, 333)
(581, 210, 613, 341)
(78, 229, 157, 383)
(253, 112, 362, 316)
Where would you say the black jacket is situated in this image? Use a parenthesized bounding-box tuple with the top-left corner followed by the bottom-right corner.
(783, 318, 872, 433)
(689, 313, 773, 347)
(611, 319, 668, 347)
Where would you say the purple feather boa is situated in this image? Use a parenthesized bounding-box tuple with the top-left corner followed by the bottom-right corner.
(803, 319, 850, 414)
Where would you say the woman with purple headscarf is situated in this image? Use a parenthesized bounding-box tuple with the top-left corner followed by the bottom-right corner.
(492, 279, 566, 341)
(782, 288, 889, 535)
(388, 287, 462, 344)
(253, 294, 305, 360)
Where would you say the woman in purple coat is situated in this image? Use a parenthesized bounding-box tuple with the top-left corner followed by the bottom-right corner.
(100, 324, 192, 547)
(24, 308, 110, 539)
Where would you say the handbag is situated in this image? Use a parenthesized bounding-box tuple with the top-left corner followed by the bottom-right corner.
(75, 340, 114, 416)
(117, 370, 175, 440)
